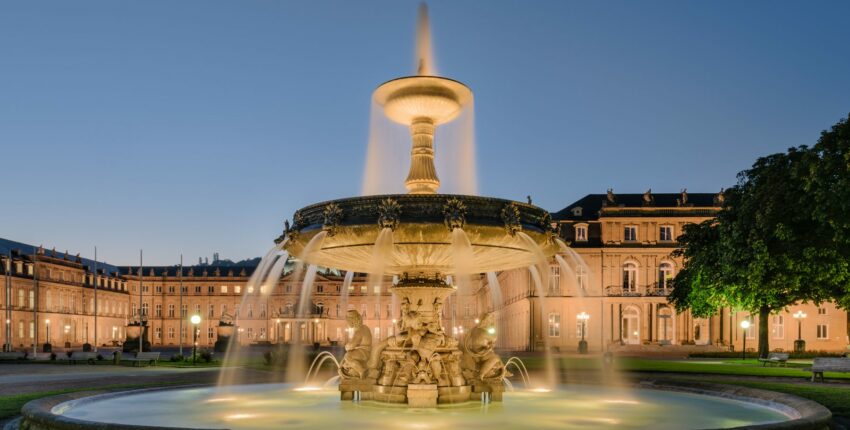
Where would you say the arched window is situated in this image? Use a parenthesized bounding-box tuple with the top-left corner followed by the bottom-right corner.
(285, 303, 293, 316)
(622, 262, 638, 292)
(658, 262, 674, 290)
(316, 302, 324, 316)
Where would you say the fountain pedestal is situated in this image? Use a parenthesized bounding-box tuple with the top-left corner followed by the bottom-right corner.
(407, 384, 438, 408)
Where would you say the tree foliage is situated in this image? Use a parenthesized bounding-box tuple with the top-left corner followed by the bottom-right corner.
(671, 114, 850, 357)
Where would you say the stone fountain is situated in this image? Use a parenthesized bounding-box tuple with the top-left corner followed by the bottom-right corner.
(278, 5, 559, 407)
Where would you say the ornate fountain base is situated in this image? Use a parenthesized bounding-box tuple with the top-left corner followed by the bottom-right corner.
(338, 275, 506, 407)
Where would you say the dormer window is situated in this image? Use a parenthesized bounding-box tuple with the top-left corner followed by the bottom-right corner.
(659, 225, 674, 242)
(624, 226, 638, 242)
(571, 207, 583, 217)
(574, 224, 588, 242)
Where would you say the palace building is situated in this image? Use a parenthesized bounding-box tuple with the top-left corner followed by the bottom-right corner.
(2, 190, 848, 354)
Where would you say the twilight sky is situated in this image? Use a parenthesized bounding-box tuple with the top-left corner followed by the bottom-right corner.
(1, 1, 848, 265)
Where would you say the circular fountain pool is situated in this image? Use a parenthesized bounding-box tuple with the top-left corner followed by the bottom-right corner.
(41, 383, 805, 430)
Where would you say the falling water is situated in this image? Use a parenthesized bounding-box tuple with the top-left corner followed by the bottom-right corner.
(528, 265, 558, 389)
(437, 99, 478, 195)
(304, 351, 341, 386)
(450, 228, 475, 297)
(555, 238, 593, 297)
(485, 272, 503, 312)
(218, 241, 289, 387)
(339, 271, 354, 317)
(285, 264, 320, 383)
(554, 254, 582, 298)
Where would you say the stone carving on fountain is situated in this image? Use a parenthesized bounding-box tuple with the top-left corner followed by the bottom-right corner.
(461, 312, 510, 401)
(339, 310, 373, 400)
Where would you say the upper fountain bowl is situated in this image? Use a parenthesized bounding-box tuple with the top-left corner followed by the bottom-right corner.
(374, 76, 473, 125)
(279, 194, 559, 276)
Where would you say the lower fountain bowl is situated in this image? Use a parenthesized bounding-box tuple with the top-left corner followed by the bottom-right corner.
(20, 382, 830, 430)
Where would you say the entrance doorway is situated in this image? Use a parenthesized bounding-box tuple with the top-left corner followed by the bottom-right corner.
(622, 306, 640, 345)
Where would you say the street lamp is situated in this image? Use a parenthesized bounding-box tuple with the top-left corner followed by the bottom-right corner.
(577, 312, 590, 354)
(275, 318, 281, 344)
(740, 320, 751, 361)
(190, 315, 201, 365)
(793, 310, 807, 353)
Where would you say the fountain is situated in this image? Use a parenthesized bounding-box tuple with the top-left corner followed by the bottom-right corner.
(18, 4, 831, 430)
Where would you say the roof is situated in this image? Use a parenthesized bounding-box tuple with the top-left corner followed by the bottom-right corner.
(0, 237, 121, 274)
(552, 192, 721, 221)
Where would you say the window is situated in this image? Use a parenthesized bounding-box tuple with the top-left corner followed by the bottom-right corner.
(373, 285, 381, 294)
(259, 327, 266, 339)
(548, 313, 561, 337)
(771, 315, 784, 340)
(247, 286, 254, 294)
(261, 303, 267, 317)
(374, 303, 380, 318)
(286, 284, 292, 293)
(208, 286, 214, 294)
(576, 321, 585, 339)
(194, 286, 201, 294)
(246, 328, 253, 339)
(286, 303, 293, 315)
(18, 321, 23, 338)
(247, 304, 253, 318)
(317, 284, 324, 293)
(818, 308, 827, 315)
(28, 290, 35, 309)
(386, 303, 392, 318)
(360, 285, 367, 294)
(155, 304, 162, 317)
(155, 327, 162, 340)
(347, 285, 354, 294)
(168, 286, 175, 294)
(208, 328, 215, 339)
(574, 224, 588, 242)
(622, 262, 638, 292)
(745, 317, 755, 339)
(234, 286, 241, 294)
(577, 266, 587, 291)
(155, 286, 162, 294)
(336, 303, 341, 317)
(208, 304, 215, 318)
(658, 262, 674, 289)
(221, 285, 228, 294)
(260, 286, 267, 294)
(221, 304, 228, 316)
(181, 304, 187, 317)
(624, 226, 637, 242)
(181, 286, 187, 294)
(361, 304, 367, 318)
(659, 225, 674, 242)
(548, 265, 560, 295)
(373, 326, 380, 339)
(18, 289, 24, 307)
(141, 302, 149, 316)
(168, 327, 175, 339)
(168, 304, 175, 318)
(29, 321, 34, 338)
(817, 324, 828, 339)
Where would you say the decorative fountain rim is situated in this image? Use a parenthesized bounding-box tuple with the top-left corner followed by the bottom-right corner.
(279, 194, 555, 240)
(14, 382, 832, 430)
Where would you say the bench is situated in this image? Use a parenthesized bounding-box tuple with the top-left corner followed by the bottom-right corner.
(758, 352, 789, 367)
(0, 352, 26, 361)
(810, 357, 850, 382)
(122, 351, 160, 367)
(66, 351, 98, 364)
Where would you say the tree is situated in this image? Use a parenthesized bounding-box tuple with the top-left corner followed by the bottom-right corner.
(803, 114, 850, 344)
(671, 147, 835, 358)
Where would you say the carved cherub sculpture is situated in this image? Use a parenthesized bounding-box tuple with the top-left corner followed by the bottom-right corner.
(339, 310, 372, 380)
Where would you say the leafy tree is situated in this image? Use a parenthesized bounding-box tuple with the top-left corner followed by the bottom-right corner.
(803, 114, 850, 343)
(671, 146, 835, 357)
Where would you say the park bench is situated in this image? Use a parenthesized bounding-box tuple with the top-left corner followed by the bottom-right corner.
(0, 351, 26, 361)
(64, 351, 98, 364)
(758, 352, 789, 367)
(122, 351, 160, 367)
(29, 352, 52, 361)
(809, 357, 850, 382)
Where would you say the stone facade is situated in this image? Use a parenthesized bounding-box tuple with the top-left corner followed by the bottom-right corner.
(480, 191, 850, 354)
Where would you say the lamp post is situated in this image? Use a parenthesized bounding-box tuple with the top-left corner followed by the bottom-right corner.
(577, 312, 590, 354)
(190, 315, 201, 365)
(792, 310, 807, 353)
(740, 320, 750, 361)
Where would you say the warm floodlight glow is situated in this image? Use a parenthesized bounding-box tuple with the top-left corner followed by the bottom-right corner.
(530, 388, 551, 393)
(740, 320, 751, 329)
(294, 386, 322, 392)
(191, 315, 201, 325)
(603, 399, 640, 405)
(577, 311, 590, 321)
(793, 310, 807, 319)
(486, 327, 496, 335)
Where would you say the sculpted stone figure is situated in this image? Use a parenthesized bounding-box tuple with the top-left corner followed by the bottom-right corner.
(339, 310, 372, 380)
(461, 312, 508, 381)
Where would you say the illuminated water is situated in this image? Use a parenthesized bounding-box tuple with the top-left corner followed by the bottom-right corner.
(56, 383, 790, 430)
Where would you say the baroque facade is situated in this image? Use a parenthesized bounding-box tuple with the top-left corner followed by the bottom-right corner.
(2, 190, 848, 353)
(482, 190, 849, 353)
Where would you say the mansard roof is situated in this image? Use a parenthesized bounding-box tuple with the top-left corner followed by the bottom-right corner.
(0, 237, 121, 274)
(552, 192, 721, 221)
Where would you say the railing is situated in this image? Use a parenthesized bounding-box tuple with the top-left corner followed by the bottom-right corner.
(605, 285, 642, 297)
(646, 283, 672, 296)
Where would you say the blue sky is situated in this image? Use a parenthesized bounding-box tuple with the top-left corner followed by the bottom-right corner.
(1, 1, 848, 265)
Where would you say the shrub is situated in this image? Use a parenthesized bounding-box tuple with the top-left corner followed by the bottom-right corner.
(170, 354, 184, 362)
(689, 350, 846, 359)
(96, 354, 104, 361)
(49, 353, 57, 361)
(199, 350, 213, 363)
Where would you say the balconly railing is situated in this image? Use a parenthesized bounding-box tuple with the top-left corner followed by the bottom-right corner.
(605, 285, 642, 297)
(646, 282, 672, 296)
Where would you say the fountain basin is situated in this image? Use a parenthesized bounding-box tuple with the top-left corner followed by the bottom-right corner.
(374, 76, 473, 125)
(20, 382, 831, 430)
(281, 194, 558, 275)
